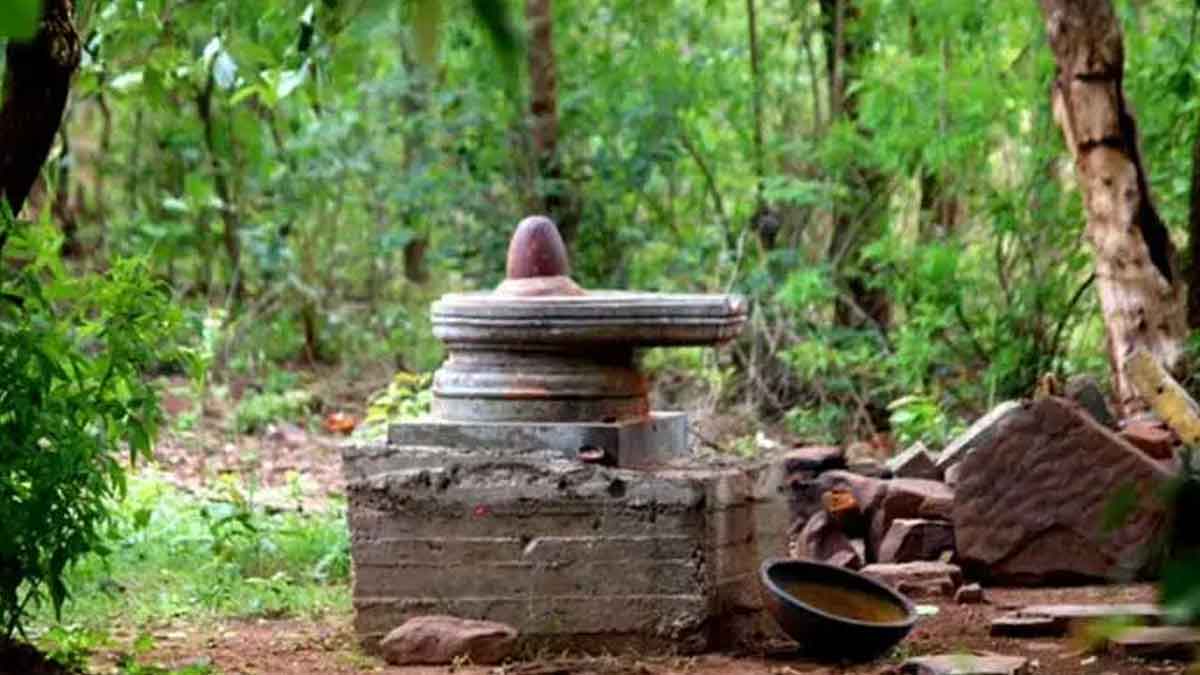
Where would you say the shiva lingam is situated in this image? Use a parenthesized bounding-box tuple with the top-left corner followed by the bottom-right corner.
(346, 217, 782, 655)
(390, 215, 748, 466)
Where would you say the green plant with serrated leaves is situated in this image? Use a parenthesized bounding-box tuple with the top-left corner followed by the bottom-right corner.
(0, 208, 180, 640)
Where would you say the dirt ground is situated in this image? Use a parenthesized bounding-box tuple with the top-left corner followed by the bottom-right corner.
(123, 584, 1191, 675)
(130, 374, 1193, 675)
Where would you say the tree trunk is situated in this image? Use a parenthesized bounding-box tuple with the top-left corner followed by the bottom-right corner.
(0, 0, 80, 228)
(525, 0, 577, 244)
(1038, 0, 1188, 416)
(819, 0, 890, 331)
(196, 70, 244, 304)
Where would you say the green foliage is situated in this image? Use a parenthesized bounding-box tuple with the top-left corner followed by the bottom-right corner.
(358, 371, 433, 439)
(887, 395, 958, 448)
(30, 471, 349, 633)
(0, 212, 179, 639)
(234, 388, 315, 433)
(0, 0, 40, 40)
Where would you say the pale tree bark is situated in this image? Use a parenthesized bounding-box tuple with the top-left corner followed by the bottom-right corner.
(1038, 0, 1188, 416)
(0, 0, 80, 234)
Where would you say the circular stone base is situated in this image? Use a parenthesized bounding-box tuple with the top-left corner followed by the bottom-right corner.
(432, 348, 649, 423)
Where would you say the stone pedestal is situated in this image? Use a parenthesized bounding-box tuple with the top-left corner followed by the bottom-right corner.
(343, 441, 790, 654)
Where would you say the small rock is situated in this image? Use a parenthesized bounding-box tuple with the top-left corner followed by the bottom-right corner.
(1064, 375, 1115, 428)
(888, 442, 942, 481)
(877, 518, 956, 564)
(937, 400, 1023, 469)
(1107, 625, 1200, 660)
(954, 583, 985, 604)
(901, 653, 1029, 674)
(380, 615, 518, 666)
(861, 562, 962, 599)
(1119, 420, 1176, 460)
(990, 614, 1059, 638)
(797, 510, 863, 569)
(265, 422, 309, 447)
(784, 445, 846, 476)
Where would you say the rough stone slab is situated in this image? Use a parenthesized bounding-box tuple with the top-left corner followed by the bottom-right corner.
(388, 413, 688, 467)
(1015, 603, 1163, 624)
(901, 654, 1029, 675)
(796, 510, 862, 569)
(989, 614, 1059, 638)
(937, 400, 1023, 468)
(1108, 625, 1200, 660)
(990, 603, 1165, 637)
(877, 518, 956, 564)
(888, 442, 942, 480)
(952, 397, 1173, 583)
(861, 562, 962, 599)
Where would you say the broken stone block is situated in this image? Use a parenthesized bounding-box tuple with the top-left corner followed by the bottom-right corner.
(869, 478, 954, 555)
(877, 518, 955, 564)
(937, 400, 1023, 469)
(954, 583, 985, 605)
(784, 445, 846, 476)
(1119, 420, 1176, 460)
(887, 442, 942, 480)
(861, 561, 962, 599)
(1064, 374, 1115, 428)
(901, 654, 1029, 675)
(380, 615, 518, 665)
(821, 488, 862, 531)
(796, 510, 862, 569)
(952, 397, 1173, 583)
(1107, 625, 1200, 660)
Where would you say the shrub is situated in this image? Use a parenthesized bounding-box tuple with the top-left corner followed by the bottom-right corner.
(0, 214, 179, 639)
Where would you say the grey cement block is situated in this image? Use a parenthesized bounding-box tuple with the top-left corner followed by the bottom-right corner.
(353, 558, 701, 598)
(349, 505, 704, 540)
(387, 412, 688, 467)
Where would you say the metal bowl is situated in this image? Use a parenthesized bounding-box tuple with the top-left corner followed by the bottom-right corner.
(760, 558, 917, 661)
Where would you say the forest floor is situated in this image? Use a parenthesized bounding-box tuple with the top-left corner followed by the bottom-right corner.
(119, 585, 1188, 675)
(42, 370, 1195, 675)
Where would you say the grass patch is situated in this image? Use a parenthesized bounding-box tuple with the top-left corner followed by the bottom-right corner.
(28, 469, 351, 639)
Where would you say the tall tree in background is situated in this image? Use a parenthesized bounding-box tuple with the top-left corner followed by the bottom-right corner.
(525, 0, 577, 245)
(0, 0, 79, 225)
(1038, 0, 1188, 416)
(819, 0, 890, 331)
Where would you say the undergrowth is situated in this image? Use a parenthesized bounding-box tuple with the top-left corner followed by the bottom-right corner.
(28, 470, 350, 670)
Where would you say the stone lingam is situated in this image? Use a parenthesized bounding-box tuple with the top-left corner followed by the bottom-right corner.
(343, 217, 792, 655)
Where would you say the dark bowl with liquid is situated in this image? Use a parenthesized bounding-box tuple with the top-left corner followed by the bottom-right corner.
(760, 558, 917, 661)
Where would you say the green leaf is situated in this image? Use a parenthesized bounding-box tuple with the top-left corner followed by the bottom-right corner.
(0, 0, 40, 40)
